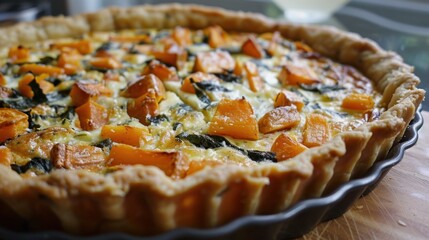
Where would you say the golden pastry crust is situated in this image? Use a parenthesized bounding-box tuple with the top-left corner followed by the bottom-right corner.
(0, 4, 425, 235)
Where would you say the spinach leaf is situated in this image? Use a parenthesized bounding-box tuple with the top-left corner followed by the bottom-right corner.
(58, 107, 75, 120)
(195, 81, 231, 92)
(214, 73, 242, 83)
(28, 79, 48, 103)
(176, 133, 276, 162)
(0, 97, 36, 110)
(38, 56, 56, 65)
(23, 110, 41, 130)
(147, 114, 169, 125)
(191, 79, 211, 105)
(93, 138, 113, 151)
(299, 84, 345, 94)
(11, 157, 53, 174)
(96, 42, 115, 51)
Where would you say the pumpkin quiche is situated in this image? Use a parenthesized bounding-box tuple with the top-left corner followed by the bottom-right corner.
(0, 4, 424, 235)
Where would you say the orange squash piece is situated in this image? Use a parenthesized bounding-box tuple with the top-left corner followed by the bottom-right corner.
(278, 64, 319, 86)
(0, 73, 5, 86)
(18, 73, 54, 99)
(152, 44, 188, 70)
(181, 72, 219, 94)
(75, 100, 109, 131)
(295, 41, 313, 52)
(141, 60, 179, 82)
(90, 57, 122, 69)
(8, 45, 30, 63)
(241, 36, 265, 59)
(0, 108, 29, 143)
(51, 40, 92, 55)
(192, 51, 235, 73)
(342, 92, 375, 111)
(205, 25, 228, 48)
(101, 125, 149, 147)
(244, 61, 264, 92)
(0, 146, 12, 165)
(186, 160, 221, 176)
(258, 106, 301, 134)
(127, 89, 159, 125)
(172, 27, 193, 46)
(274, 90, 305, 111)
(233, 60, 243, 76)
(108, 143, 180, 176)
(121, 74, 166, 100)
(266, 31, 282, 56)
(271, 134, 308, 161)
(19, 64, 64, 76)
(51, 143, 106, 171)
(208, 98, 259, 140)
(57, 50, 82, 75)
(70, 81, 113, 107)
(302, 113, 331, 148)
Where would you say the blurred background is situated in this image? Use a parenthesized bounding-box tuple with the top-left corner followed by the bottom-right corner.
(0, 0, 428, 110)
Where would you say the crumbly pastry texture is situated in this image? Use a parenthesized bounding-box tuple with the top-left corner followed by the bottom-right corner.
(0, 4, 425, 235)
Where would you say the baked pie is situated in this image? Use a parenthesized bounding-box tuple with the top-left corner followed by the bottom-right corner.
(0, 4, 424, 236)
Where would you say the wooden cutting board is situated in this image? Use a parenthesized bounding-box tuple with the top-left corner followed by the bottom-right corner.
(300, 111, 429, 240)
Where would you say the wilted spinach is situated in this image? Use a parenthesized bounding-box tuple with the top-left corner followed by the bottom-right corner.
(176, 133, 276, 162)
(11, 157, 53, 174)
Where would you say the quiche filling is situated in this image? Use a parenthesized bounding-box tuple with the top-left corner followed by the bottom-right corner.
(0, 26, 382, 178)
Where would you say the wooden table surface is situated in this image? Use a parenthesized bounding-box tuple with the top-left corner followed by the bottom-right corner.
(300, 111, 429, 240)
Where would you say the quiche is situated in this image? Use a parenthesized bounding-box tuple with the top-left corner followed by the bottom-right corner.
(0, 4, 424, 236)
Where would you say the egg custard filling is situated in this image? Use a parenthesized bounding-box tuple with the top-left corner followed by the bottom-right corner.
(0, 26, 384, 178)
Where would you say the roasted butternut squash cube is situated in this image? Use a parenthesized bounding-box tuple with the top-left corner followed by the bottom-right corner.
(90, 57, 122, 69)
(51, 40, 92, 55)
(271, 134, 308, 161)
(152, 44, 188, 70)
(51, 143, 106, 171)
(0, 146, 12, 165)
(0, 73, 5, 86)
(233, 60, 243, 76)
(302, 113, 331, 148)
(141, 60, 179, 82)
(274, 90, 305, 111)
(70, 81, 113, 107)
(208, 98, 259, 140)
(186, 160, 221, 176)
(0, 108, 29, 143)
(241, 36, 265, 59)
(266, 31, 282, 56)
(278, 64, 319, 86)
(8, 45, 30, 63)
(295, 41, 313, 52)
(101, 125, 149, 147)
(172, 27, 193, 46)
(108, 143, 180, 176)
(57, 50, 82, 75)
(18, 73, 54, 99)
(205, 25, 228, 48)
(127, 89, 159, 125)
(342, 92, 375, 111)
(75, 100, 109, 131)
(192, 51, 235, 73)
(181, 72, 219, 94)
(244, 61, 264, 92)
(121, 74, 166, 100)
(258, 106, 300, 134)
(19, 64, 64, 76)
